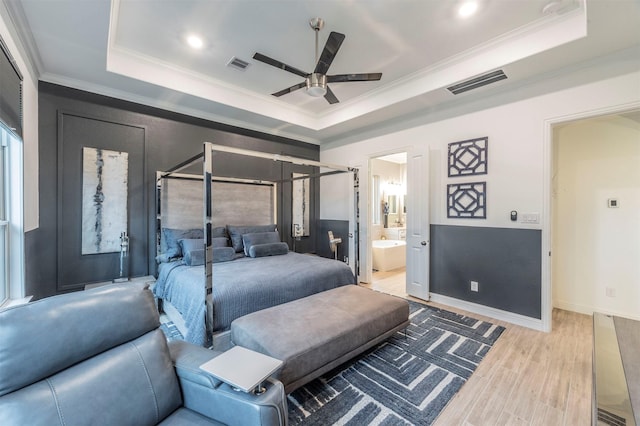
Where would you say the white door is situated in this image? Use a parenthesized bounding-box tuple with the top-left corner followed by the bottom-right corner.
(405, 146, 430, 300)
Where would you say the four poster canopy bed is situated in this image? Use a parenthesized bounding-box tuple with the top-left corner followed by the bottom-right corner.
(153, 142, 360, 347)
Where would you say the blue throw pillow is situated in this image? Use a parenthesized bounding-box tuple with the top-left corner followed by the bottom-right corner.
(183, 249, 205, 266)
(248, 242, 289, 258)
(213, 247, 236, 263)
(227, 224, 277, 253)
(242, 232, 280, 256)
(212, 237, 229, 248)
(179, 238, 204, 254)
(160, 228, 203, 261)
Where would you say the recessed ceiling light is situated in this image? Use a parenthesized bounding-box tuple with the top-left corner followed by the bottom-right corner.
(186, 34, 204, 49)
(458, 1, 479, 18)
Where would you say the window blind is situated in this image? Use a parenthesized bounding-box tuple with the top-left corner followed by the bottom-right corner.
(0, 36, 22, 138)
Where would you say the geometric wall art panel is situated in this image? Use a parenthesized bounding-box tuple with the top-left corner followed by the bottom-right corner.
(81, 147, 128, 254)
(448, 137, 488, 177)
(447, 182, 486, 219)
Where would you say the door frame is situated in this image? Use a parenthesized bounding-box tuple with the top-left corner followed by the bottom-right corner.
(366, 146, 419, 287)
(542, 100, 640, 332)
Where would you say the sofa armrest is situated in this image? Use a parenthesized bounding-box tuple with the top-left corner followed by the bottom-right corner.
(169, 340, 225, 388)
(169, 341, 288, 426)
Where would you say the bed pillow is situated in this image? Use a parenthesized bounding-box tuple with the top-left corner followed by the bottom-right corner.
(212, 237, 229, 248)
(248, 242, 289, 258)
(182, 246, 236, 266)
(213, 247, 236, 263)
(179, 238, 204, 254)
(158, 228, 204, 262)
(179, 239, 204, 266)
(211, 226, 227, 238)
(242, 231, 280, 256)
(227, 224, 277, 253)
(183, 249, 205, 266)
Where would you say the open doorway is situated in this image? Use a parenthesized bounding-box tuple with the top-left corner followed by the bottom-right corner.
(551, 109, 640, 321)
(365, 152, 407, 298)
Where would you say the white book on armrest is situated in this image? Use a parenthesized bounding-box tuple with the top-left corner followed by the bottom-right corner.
(199, 346, 283, 393)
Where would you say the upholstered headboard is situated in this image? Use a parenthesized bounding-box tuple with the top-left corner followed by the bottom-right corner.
(158, 174, 276, 230)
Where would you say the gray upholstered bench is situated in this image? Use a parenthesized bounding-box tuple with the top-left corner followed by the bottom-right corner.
(231, 285, 410, 393)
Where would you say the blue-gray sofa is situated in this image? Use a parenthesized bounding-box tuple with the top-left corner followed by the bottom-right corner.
(0, 282, 287, 425)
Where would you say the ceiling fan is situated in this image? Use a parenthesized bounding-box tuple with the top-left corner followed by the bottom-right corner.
(253, 18, 382, 104)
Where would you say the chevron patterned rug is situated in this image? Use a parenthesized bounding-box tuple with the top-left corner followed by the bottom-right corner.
(287, 300, 505, 425)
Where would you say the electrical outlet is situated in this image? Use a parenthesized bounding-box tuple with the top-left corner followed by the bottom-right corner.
(470, 281, 479, 292)
(606, 287, 616, 297)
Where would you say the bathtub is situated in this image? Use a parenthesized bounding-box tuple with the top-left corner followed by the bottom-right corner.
(372, 239, 406, 272)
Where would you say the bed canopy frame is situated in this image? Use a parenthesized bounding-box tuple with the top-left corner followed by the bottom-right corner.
(156, 142, 360, 338)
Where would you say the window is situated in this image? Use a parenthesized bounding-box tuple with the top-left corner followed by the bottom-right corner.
(0, 34, 25, 305)
(0, 123, 23, 305)
(0, 127, 8, 304)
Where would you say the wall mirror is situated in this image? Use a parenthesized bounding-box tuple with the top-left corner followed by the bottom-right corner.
(292, 173, 310, 237)
(388, 195, 398, 214)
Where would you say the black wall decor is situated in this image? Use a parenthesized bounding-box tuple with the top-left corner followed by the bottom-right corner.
(447, 182, 486, 219)
(448, 136, 488, 177)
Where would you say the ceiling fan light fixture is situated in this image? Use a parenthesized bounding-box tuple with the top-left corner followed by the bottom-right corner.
(306, 73, 327, 97)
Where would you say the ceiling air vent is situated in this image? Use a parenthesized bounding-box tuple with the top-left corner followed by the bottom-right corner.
(447, 70, 507, 95)
(226, 56, 250, 71)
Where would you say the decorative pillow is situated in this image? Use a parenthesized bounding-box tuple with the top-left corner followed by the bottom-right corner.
(179, 239, 204, 266)
(213, 247, 236, 263)
(212, 237, 229, 248)
(248, 242, 289, 258)
(211, 226, 227, 238)
(242, 231, 280, 256)
(227, 224, 277, 253)
(183, 249, 205, 266)
(159, 228, 204, 262)
(179, 238, 204, 253)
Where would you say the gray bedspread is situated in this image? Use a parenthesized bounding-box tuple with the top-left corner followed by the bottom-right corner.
(154, 252, 355, 345)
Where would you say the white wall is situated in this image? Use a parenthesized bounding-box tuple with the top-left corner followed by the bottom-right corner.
(553, 115, 640, 320)
(1, 2, 39, 232)
(320, 69, 640, 326)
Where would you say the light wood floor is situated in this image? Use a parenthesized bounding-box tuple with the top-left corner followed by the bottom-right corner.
(360, 269, 593, 426)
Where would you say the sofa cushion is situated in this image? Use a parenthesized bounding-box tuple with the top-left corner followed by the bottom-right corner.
(159, 408, 224, 425)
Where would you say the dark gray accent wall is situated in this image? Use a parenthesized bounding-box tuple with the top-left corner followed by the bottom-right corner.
(316, 220, 350, 263)
(27, 82, 319, 300)
(430, 224, 542, 319)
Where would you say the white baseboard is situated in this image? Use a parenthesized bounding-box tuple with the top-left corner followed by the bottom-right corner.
(429, 293, 545, 331)
(554, 299, 640, 322)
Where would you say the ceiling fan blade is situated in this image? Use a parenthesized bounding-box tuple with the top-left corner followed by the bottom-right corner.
(327, 73, 382, 83)
(324, 86, 339, 104)
(272, 82, 306, 97)
(253, 53, 308, 78)
(314, 31, 345, 75)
